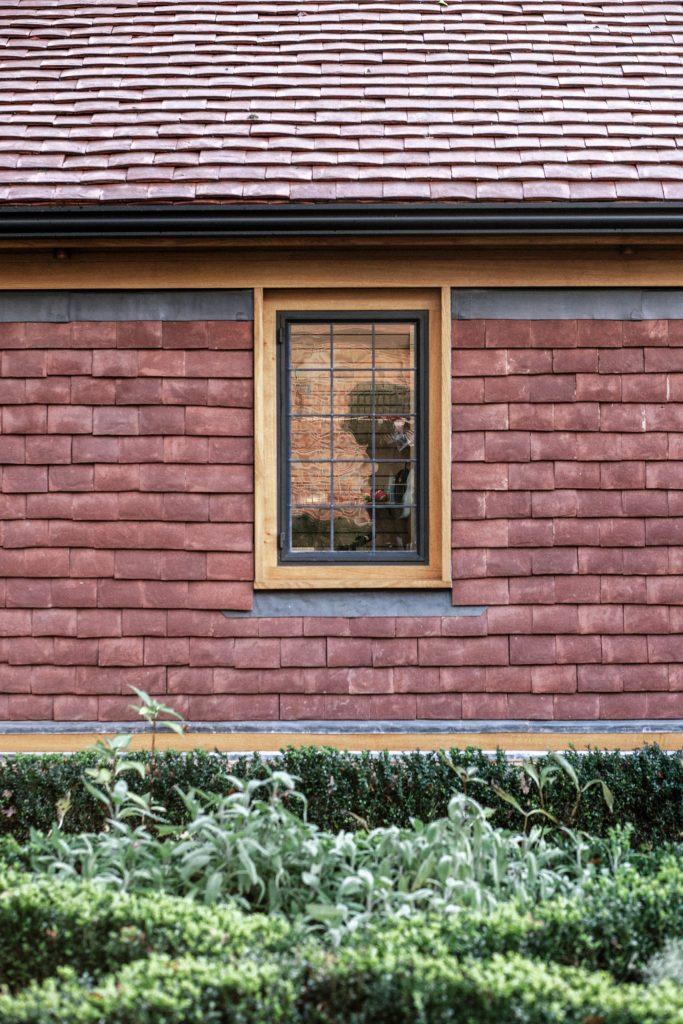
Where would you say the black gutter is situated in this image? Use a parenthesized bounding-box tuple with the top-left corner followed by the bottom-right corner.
(0, 202, 683, 238)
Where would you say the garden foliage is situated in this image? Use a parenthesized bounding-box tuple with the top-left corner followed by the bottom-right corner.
(2, 951, 682, 1024)
(1, 853, 682, 990)
(0, 705, 681, 1022)
(16, 774, 593, 934)
(0, 742, 681, 845)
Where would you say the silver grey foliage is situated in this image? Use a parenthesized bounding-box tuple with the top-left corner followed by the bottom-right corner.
(27, 769, 600, 941)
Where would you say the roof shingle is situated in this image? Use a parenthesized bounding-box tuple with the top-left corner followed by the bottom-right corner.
(1, 1, 682, 203)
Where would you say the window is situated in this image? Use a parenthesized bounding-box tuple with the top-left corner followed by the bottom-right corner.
(256, 289, 451, 589)
(278, 312, 427, 564)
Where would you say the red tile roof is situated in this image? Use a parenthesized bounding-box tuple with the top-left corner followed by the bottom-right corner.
(1, 1, 683, 203)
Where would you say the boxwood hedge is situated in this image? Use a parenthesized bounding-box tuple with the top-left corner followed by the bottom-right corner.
(1, 950, 681, 1024)
(0, 872, 295, 991)
(1, 853, 682, 991)
(0, 743, 681, 846)
(299, 949, 683, 1024)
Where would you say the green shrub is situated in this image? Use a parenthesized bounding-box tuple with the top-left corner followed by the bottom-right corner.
(1, 951, 681, 1024)
(299, 949, 683, 1024)
(366, 853, 683, 981)
(2, 725, 679, 1021)
(0, 873, 294, 991)
(3, 853, 682, 992)
(0, 955, 297, 1024)
(0, 744, 680, 844)
(529, 855, 683, 980)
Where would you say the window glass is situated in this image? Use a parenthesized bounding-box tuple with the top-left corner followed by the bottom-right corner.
(281, 315, 425, 562)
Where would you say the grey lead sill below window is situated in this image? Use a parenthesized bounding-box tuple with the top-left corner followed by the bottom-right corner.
(223, 591, 485, 619)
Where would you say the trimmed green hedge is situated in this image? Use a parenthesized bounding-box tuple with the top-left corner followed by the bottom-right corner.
(0, 873, 295, 991)
(1, 854, 682, 991)
(0, 956, 295, 1024)
(1, 950, 681, 1024)
(371, 853, 683, 982)
(300, 949, 683, 1024)
(0, 744, 681, 845)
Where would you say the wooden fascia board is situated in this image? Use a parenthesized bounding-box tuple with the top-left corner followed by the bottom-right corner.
(0, 242, 683, 289)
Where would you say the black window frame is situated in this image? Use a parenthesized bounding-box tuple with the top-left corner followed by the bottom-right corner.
(276, 309, 429, 565)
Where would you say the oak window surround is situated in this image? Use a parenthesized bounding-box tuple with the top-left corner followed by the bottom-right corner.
(255, 288, 451, 590)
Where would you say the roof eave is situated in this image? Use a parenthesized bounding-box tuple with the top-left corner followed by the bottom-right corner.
(1, 201, 683, 239)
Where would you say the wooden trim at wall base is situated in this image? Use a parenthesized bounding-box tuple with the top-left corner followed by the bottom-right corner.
(1, 730, 681, 754)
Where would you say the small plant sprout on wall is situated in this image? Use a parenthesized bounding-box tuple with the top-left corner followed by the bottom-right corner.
(129, 687, 186, 756)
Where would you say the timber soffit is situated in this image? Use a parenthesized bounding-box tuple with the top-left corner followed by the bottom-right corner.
(3, 203, 683, 238)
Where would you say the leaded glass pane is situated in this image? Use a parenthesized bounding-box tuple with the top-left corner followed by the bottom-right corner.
(282, 316, 424, 561)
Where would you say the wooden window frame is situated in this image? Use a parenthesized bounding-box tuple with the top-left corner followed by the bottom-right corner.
(255, 288, 452, 589)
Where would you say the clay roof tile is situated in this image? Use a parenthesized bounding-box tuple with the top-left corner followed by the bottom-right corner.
(1, 0, 681, 203)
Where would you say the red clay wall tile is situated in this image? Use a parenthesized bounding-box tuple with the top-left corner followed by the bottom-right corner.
(280, 638, 327, 668)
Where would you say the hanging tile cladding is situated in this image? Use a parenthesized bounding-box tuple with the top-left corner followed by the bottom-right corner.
(1, 311, 683, 722)
(0, 315, 261, 722)
(450, 316, 683, 721)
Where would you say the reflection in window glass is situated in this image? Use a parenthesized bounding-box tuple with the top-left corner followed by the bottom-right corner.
(282, 316, 424, 561)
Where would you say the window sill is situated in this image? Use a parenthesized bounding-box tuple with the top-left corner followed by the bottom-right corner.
(255, 564, 451, 590)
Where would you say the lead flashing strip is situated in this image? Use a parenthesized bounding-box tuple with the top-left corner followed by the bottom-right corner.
(0, 289, 253, 322)
(453, 287, 683, 321)
(1, 719, 680, 735)
(224, 591, 484, 618)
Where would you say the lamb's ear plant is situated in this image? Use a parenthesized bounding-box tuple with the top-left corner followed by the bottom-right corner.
(21, 771, 596, 937)
(15, 694, 611, 941)
(589, 823, 635, 874)
(644, 938, 683, 986)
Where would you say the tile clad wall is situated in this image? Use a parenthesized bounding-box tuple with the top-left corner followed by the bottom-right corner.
(1, 313, 682, 722)
(0, 318, 259, 722)
(451, 318, 683, 721)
